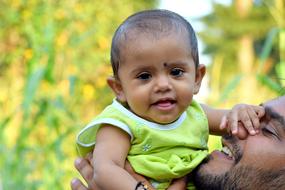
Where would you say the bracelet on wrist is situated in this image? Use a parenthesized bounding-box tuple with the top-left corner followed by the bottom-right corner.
(135, 181, 149, 190)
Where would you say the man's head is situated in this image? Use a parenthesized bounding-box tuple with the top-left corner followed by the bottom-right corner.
(110, 9, 199, 78)
(194, 96, 285, 189)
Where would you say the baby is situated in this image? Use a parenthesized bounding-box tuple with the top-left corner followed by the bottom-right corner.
(76, 9, 264, 190)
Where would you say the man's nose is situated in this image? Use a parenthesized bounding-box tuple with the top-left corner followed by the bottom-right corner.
(154, 75, 172, 92)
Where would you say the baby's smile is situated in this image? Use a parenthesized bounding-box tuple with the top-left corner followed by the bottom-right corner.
(151, 98, 177, 111)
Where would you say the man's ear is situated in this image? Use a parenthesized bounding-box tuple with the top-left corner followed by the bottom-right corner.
(193, 64, 206, 94)
(107, 76, 126, 102)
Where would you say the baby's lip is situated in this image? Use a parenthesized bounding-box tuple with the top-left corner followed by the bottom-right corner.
(152, 98, 176, 105)
(151, 98, 177, 111)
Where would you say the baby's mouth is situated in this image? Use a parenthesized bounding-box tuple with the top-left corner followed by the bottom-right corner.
(154, 99, 176, 106)
(152, 99, 177, 110)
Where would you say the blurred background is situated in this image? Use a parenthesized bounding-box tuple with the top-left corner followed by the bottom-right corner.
(0, 0, 284, 189)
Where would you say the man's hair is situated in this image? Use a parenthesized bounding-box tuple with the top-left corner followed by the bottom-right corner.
(110, 9, 199, 78)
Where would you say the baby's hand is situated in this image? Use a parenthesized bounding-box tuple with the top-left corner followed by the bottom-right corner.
(220, 104, 265, 136)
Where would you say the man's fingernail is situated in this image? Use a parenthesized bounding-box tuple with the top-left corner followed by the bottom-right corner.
(75, 158, 82, 166)
(71, 178, 79, 186)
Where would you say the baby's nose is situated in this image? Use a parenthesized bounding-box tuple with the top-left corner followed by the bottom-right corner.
(154, 75, 172, 92)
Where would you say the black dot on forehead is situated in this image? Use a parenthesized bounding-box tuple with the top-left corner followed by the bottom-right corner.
(163, 62, 168, 67)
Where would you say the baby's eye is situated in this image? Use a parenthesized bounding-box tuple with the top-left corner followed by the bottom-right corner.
(137, 72, 151, 80)
(170, 68, 184, 77)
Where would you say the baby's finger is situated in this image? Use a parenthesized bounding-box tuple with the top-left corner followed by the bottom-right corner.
(228, 111, 238, 134)
(219, 115, 228, 130)
(247, 108, 260, 131)
(240, 111, 256, 135)
(253, 105, 265, 118)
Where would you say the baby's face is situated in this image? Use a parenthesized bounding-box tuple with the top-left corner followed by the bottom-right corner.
(116, 32, 204, 124)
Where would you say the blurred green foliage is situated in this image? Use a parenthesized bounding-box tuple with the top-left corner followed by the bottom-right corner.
(199, 0, 284, 105)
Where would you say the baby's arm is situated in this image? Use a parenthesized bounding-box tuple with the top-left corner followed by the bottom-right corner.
(219, 104, 265, 135)
(201, 104, 228, 135)
(93, 125, 140, 190)
(166, 177, 187, 190)
(124, 161, 185, 190)
(202, 104, 265, 137)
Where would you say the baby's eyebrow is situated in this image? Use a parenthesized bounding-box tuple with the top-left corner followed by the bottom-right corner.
(164, 61, 189, 67)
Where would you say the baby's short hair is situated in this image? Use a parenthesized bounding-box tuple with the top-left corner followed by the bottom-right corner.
(110, 9, 199, 78)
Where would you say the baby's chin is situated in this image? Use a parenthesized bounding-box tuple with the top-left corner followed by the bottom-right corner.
(141, 112, 179, 124)
(151, 117, 179, 124)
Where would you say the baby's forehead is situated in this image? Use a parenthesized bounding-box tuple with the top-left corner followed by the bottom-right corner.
(121, 21, 189, 41)
(117, 26, 192, 56)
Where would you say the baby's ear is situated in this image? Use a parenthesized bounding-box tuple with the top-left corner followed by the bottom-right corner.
(194, 64, 206, 94)
(107, 76, 126, 102)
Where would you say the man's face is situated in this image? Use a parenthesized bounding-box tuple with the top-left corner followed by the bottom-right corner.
(194, 97, 285, 189)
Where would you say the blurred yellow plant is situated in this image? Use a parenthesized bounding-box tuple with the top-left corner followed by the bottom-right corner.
(55, 9, 66, 20)
(24, 49, 33, 60)
(56, 32, 69, 47)
(83, 84, 95, 101)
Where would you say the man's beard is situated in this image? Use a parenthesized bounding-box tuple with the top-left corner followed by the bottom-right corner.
(193, 164, 285, 190)
(193, 135, 285, 190)
(192, 135, 243, 190)
(193, 163, 244, 190)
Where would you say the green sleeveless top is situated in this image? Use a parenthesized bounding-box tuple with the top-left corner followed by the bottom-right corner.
(76, 99, 209, 189)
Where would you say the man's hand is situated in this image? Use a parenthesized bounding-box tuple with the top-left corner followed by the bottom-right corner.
(70, 155, 154, 190)
(220, 104, 265, 138)
(71, 156, 186, 190)
(71, 153, 99, 190)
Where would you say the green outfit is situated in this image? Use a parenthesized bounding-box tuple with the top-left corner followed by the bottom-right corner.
(76, 99, 209, 190)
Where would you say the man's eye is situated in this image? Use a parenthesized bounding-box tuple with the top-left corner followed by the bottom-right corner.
(137, 72, 151, 80)
(170, 68, 184, 77)
(261, 127, 279, 140)
(262, 128, 274, 135)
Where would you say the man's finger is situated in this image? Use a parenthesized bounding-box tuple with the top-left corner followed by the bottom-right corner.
(74, 157, 100, 190)
(74, 158, 94, 183)
(86, 153, 93, 165)
(71, 178, 88, 190)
